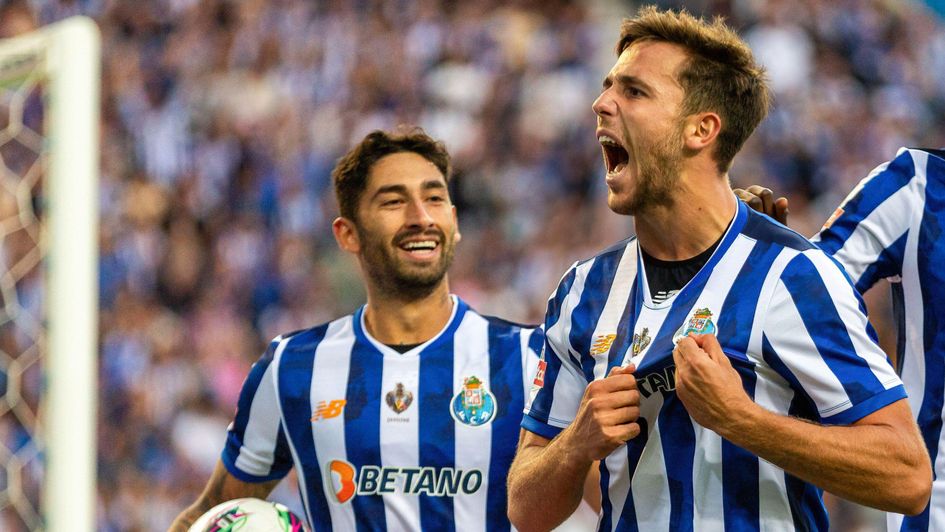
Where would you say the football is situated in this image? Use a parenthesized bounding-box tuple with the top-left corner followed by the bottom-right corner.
(187, 498, 308, 532)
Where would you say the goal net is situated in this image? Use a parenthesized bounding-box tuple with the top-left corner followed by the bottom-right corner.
(0, 17, 99, 532)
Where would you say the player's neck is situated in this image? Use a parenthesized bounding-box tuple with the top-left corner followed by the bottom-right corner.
(362, 281, 454, 346)
(634, 173, 736, 261)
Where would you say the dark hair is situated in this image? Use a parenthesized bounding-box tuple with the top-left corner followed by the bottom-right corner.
(617, 6, 771, 172)
(332, 127, 451, 221)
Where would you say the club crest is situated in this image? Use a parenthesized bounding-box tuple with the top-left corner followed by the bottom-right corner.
(631, 327, 651, 356)
(673, 307, 717, 344)
(450, 376, 496, 427)
(385, 383, 413, 414)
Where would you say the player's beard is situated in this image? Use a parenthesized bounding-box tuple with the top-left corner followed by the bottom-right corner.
(610, 122, 685, 216)
(358, 225, 457, 300)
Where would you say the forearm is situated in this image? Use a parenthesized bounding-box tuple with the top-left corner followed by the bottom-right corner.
(168, 461, 280, 531)
(508, 429, 595, 532)
(721, 400, 930, 514)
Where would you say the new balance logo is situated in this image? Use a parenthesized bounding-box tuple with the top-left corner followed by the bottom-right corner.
(311, 399, 347, 421)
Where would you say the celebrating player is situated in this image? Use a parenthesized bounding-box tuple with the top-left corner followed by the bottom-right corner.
(507, 7, 931, 531)
(737, 147, 945, 532)
(169, 128, 596, 530)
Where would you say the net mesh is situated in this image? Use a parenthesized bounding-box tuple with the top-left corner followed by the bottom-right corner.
(0, 44, 48, 532)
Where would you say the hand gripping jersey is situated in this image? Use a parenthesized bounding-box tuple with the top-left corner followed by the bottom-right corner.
(524, 200, 906, 531)
(223, 296, 543, 531)
(813, 147, 945, 532)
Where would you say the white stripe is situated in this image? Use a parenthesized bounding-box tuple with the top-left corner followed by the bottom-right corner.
(628, 392, 670, 530)
(829, 183, 915, 283)
(677, 235, 755, 528)
(753, 364, 795, 532)
(452, 313, 492, 532)
(802, 250, 901, 391)
(898, 150, 928, 422)
(603, 444, 630, 531)
(764, 276, 854, 417)
(544, 259, 596, 427)
(309, 317, 357, 529)
(748, 248, 799, 365)
(590, 245, 638, 380)
(379, 345, 422, 530)
(235, 344, 284, 476)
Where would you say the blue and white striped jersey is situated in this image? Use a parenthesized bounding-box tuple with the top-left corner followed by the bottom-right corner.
(813, 147, 945, 532)
(523, 200, 907, 531)
(223, 296, 543, 531)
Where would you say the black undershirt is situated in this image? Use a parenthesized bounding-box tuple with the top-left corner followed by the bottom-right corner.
(386, 342, 422, 354)
(640, 232, 724, 304)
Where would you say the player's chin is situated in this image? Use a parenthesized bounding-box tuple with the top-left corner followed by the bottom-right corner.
(606, 191, 635, 216)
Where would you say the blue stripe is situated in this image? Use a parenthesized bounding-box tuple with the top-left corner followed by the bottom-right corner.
(722, 358, 759, 531)
(612, 417, 649, 532)
(569, 247, 624, 381)
(716, 237, 778, 356)
(817, 151, 915, 255)
(659, 396, 695, 532)
(780, 253, 888, 415)
(347, 311, 387, 532)
(761, 335, 827, 531)
(608, 276, 641, 370)
(486, 321, 526, 532)
(276, 326, 333, 531)
(416, 304, 467, 532)
(598, 460, 613, 532)
(855, 232, 907, 293)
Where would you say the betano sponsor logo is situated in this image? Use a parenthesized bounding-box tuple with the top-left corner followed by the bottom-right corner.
(326, 459, 483, 504)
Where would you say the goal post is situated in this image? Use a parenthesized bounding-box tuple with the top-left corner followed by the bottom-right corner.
(0, 16, 99, 532)
(44, 16, 99, 532)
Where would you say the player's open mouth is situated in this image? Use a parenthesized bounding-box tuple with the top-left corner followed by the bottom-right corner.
(599, 135, 629, 175)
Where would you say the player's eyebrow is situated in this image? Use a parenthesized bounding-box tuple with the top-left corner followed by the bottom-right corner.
(603, 74, 656, 95)
(372, 179, 446, 199)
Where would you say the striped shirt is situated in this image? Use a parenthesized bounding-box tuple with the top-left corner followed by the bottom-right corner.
(523, 199, 906, 531)
(223, 296, 543, 531)
(813, 147, 945, 532)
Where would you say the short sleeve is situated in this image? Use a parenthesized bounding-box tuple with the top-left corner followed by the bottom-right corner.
(221, 338, 294, 482)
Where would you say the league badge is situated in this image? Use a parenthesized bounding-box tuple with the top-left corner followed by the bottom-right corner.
(673, 307, 717, 344)
(631, 327, 651, 356)
(385, 383, 413, 414)
(450, 376, 496, 427)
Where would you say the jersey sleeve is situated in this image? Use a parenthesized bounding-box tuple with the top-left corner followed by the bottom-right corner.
(760, 250, 905, 425)
(221, 337, 294, 482)
(522, 263, 592, 439)
(812, 148, 919, 292)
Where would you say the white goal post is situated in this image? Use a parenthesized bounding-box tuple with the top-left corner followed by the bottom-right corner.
(0, 16, 99, 532)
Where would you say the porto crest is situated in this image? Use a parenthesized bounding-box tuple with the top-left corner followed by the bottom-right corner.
(674, 307, 717, 344)
(385, 383, 413, 414)
(450, 376, 496, 427)
(631, 327, 651, 356)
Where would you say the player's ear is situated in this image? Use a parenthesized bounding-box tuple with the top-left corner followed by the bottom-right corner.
(332, 216, 361, 253)
(452, 205, 462, 243)
(683, 112, 721, 152)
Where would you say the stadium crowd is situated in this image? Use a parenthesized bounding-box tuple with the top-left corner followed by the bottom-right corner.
(1, 0, 944, 530)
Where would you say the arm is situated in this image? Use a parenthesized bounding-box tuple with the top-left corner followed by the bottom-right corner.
(168, 460, 281, 531)
(508, 364, 639, 531)
(674, 334, 931, 515)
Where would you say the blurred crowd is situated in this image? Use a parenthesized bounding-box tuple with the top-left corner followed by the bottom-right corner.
(0, 0, 942, 529)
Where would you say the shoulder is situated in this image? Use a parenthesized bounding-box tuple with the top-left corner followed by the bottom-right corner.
(456, 300, 541, 336)
(268, 315, 356, 359)
(554, 236, 636, 298)
(741, 208, 817, 252)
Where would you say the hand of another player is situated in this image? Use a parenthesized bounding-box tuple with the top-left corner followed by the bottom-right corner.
(673, 334, 752, 434)
(733, 185, 790, 225)
(564, 364, 641, 462)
